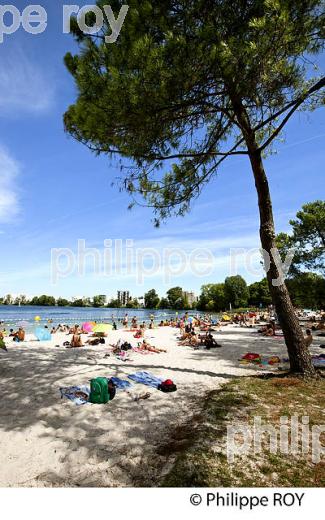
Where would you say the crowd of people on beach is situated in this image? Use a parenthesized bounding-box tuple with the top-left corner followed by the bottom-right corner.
(1, 309, 324, 355)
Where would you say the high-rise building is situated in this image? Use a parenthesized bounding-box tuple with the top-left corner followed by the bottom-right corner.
(183, 291, 198, 307)
(117, 290, 130, 306)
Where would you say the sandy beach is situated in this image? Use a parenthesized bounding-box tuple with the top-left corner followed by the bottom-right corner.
(0, 324, 323, 487)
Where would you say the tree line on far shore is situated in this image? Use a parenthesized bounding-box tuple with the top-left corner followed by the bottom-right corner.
(144, 272, 324, 311)
(0, 271, 324, 312)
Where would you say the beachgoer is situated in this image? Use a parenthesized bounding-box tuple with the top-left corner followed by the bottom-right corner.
(138, 339, 166, 353)
(304, 329, 313, 348)
(69, 334, 83, 348)
(205, 333, 222, 349)
(86, 338, 101, 346)
(263, 324, 275, 337)
(134, 328, 144, 339)
(13, 328, 25, 342)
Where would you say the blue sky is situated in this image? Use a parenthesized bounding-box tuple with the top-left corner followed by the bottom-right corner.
(0, 1, 324, 300)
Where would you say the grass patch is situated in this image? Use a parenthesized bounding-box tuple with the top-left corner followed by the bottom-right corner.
(161, 375, 325, 487)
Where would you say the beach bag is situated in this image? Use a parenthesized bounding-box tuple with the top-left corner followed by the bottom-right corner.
(158, 379, 177, 393)
(89, 377, 109, 404)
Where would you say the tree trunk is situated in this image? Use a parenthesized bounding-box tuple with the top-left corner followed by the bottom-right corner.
(231, 96, 316, 377)
(248, 148, 315, 377)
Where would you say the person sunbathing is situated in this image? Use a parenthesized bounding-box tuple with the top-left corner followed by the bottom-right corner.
(179, 323, 185, 336)
(134, 328, 144, 338)
(313, 321, 325, 331)
(138, 339, 166, 353)
(86, 337, 102, 346)
(13, 328, 25, 342)
(179, 331, 198, 346)
(204, 333, 222, 349)
(67, 334, 84, 348)
(199, 331, 209, 344)
(263, 324, 275, 337)
(304, 329, 313, 348)
(188, 333, 199, 346)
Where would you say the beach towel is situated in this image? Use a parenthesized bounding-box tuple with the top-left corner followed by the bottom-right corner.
(268, 356, 281, 365)
(128, 371, 163, 388)
(312, 358, 325, 367)
(241, 353, 261, 362)
(239, 354, 287, 369)
(115, 351, 131, 362)
(60, 385, 90, 405)
(109, 377, 133, 390)
(312, 354, 325, 367)
(132, 347, 152, 355)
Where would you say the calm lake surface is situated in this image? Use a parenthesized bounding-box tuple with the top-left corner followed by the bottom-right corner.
(0, 305, 197, 332)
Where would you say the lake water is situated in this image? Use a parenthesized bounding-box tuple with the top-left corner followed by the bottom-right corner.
(0, 305, 192, 332)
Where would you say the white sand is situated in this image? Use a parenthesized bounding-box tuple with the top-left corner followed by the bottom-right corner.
(0, 325, 322, 487)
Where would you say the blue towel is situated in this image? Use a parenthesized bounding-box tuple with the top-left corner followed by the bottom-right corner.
(128, 371, 163, 388)
(313, 359, 325, 367)
(60, 385, 90, 405)
(109, 377, 133, 390)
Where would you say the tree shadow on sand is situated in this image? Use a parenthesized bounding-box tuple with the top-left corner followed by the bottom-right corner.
(0, 345, 255, 487)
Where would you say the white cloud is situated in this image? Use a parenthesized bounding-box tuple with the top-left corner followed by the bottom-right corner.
(0, 48, 54, 114)
(0, 146, 21, 223)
